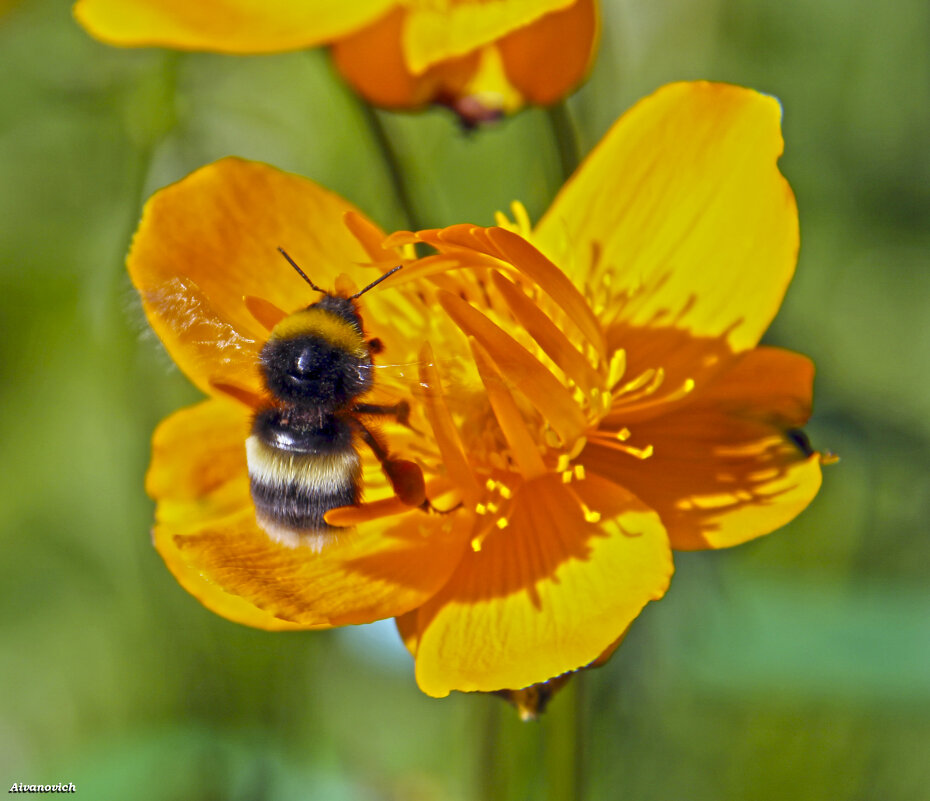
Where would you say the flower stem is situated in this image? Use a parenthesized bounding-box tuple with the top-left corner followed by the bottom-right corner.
(544, 677, 586, 801)
(546, 99, 581, 183)
(358, 102, 423, 231)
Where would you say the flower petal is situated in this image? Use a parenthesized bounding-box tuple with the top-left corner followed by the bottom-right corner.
(410, 474, 672, 696)
(74, 0, 394, 52)
(157, 506, 470, 628)
(497, 0, 598, 105)
(147, 397, 255, 527)
(148, 393, 470, 628)
(535, 82, 799, 353)
(331, 6, 479, 109)
(129, 157, 374, 395)
(583, 347, 822, 550)
(403, 0, 575, 74)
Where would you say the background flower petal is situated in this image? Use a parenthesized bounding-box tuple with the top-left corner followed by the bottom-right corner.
(535, 81, 799, 353)
(74, 0, 395, 52)
(497, 0, 597, 105)
(332, 6, 478, 109)
(403, 0, 575, 74)
(584, 347, 822, 550)
(410, 475, 672, 696)
(129, 157, 374, 395)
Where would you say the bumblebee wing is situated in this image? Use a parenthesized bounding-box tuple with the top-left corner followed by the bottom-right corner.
(140, 277, 262, 393)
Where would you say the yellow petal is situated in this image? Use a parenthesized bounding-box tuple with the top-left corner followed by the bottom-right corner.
(535, 82, 799, 353)
(497, 0, 598, 105)
(583, 347, 822, 550)
(74, 0, 395, 52)
(129, 157, 373, 396)
(403, 0, 575, 74)
(411, 474, 672, 696)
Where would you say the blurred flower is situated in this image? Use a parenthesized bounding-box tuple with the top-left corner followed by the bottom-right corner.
(73, 0, 598, 124)
(131, 82, 824, 700)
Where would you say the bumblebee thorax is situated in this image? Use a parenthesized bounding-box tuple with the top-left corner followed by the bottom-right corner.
(259, 296, 372, 411)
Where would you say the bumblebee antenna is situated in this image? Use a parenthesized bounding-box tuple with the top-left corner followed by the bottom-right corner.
(350, 265, 403, 299)
(277, 247, 324, 293)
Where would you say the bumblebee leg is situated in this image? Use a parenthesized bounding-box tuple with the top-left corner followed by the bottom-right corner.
(354, 420, 426, 508)
(354, 401, 411, 426)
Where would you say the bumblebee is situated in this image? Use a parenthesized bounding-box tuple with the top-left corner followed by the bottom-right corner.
(245, 248, 425, 547)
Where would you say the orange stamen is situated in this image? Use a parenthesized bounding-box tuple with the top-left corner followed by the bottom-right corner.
(244, 295, 287, 331)
(470, 339, 547, 480)
(419, 343, 483, 506)
(439, 291, 587, 447)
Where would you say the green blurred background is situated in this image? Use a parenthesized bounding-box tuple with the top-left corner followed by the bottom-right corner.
(1, 0, 928, 798)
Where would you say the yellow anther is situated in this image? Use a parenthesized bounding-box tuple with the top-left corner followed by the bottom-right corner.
(574, 464, 586, 481)
(496, 517, 509, 530)
(556, 453, 571, 472)
(485, 478, 497, 492)
(607, 349, 627, 388)
(630, 444, 654, 460)
(499, 485, 513, 499)
(616, 427, 631, 441)
(582, 506, 601, 523)
(511, 200, 531, 235)
(470, 537, 483, 552)
(475, 503, 488, 515)
(487, 501, 499, 513)
(561, 471, 573, 484)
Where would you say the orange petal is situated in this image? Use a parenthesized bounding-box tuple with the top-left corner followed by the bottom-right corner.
(74, 0, 394, 52)
(157, 506, 470, 628)
(147, 397, 254, 527)
(403, 0, 575, 74)
(395, 609, 419, 656)
(583, 347, 822, 550)
(129, 157, 374, 395)
(411, 474, 672, 696)
(332, 6, 479, 109)
(497, 0, 598, 104)
(535, 82, 799, 353)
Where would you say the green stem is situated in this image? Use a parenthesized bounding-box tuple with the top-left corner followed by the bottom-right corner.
(358, 103, 422, 231)
(545, 678, 586, 801)
(546, 100, 581, 184)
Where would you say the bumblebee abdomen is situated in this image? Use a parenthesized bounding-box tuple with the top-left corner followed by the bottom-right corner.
(247, 410, 361, 542)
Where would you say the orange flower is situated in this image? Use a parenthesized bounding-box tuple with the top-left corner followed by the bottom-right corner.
(74, 0, 598, 123)
(131, 82, 824, 698)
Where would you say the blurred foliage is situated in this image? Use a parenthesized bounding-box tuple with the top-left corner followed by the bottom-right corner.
(0, 0, 928, 799)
